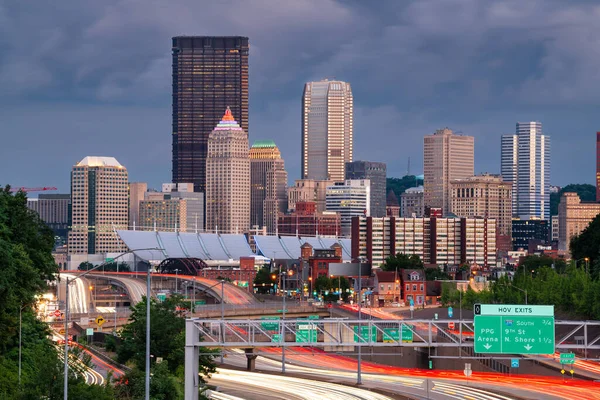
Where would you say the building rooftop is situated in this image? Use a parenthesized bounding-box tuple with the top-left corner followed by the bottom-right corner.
(76, 156, 123, 168)
(251, 140, 277, 148)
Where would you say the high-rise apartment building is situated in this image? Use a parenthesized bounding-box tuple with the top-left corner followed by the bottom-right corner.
(512, 219, 549, 251)
(501, 122, 550, 220)
(277, 201, 341, 237)
(287, 179, 333, 213)
(27, 194, 71, 241)
(301, 79, 353, 181)
(68, 156, 128, 254)
(345, 161, 386, 217)
(250, 140, 288, 233)
(400, 186, 424, 217)
(423, 128, 474, 215)
(128, 182, 147, 228)
(558, 192, 600, 252)
(172, 36, 249, 192)
(351, 216, 496, 268)
(326, 179, 370, 236)
(450, 174, 513, 252)
(596, 132, 600, 202)
(206, 108, 250, 234)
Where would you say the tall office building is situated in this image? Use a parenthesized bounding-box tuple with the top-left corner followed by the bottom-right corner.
(596, 132, 600, 202)
(249, 140, 288, 233)
(205, 108, 250, 234)
(301, 79, 353, 181)
(326, 179, 370, 236)
(68, 156, 128, 254)
(501, 122, 550, 220)
(400, 186, 424, 217)
(450, 174, 513, 252)
(27, 194, 71, 240)
(139, 183, 204, 232)
(287, 179, 333, 213)
(128, 182, 147, 229)
(345, 161, 386, 217)
(172, 36, 249, 192)
(423, 128, 474, 215)
(558, 192, 600, 252)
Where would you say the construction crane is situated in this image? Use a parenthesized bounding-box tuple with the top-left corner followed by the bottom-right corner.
(8, 186, 58, 193)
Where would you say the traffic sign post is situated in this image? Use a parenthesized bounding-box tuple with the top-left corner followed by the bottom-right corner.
(464, 363, 472, 377)
(560, 353, 575, 365)
(474, 304, 555, 354)
(295, 322, 317, 343)
(354, 326, 377, 343)
(260, 316, 280, 331)
(448, 307, 453, 318)
(511, 358, 519, 368)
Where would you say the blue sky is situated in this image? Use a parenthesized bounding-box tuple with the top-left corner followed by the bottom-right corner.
(1, 0, 599, 193)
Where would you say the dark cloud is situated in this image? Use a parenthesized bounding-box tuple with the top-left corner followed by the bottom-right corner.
(1, 0, 599, 192)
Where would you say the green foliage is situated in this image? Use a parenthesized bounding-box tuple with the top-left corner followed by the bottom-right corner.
(313, 275, 350, 301)
(381, 253, 423, 271)
(386, 175, 423, 200)
(254, 267, 276, 293)
(425, 268, 450, 281)
(570, 213, 600, 275)
(114, 361, 183, 400)
(550, 183, 596, 215)
(518, 255, 567, 274)
(116, 295, 216, 380)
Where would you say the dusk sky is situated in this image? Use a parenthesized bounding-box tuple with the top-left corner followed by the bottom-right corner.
(2, 0, 599, 194)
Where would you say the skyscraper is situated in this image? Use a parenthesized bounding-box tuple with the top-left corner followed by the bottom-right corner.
(249, 140, 288, 233)
(423, 128, 474, 215)
(301, 79, 353, 181)
(345, 161, 387, 217)
(172, 36, 249, 193)
(128, 182, 147, 229)
(27, 193, 71, 241)
(501, 122, 550, 220)
(68, 156, 128, 254)
(205, 108, 250, 234)
(326, 179, 370, 236)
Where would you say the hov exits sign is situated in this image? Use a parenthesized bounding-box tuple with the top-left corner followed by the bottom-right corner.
(474, 304, 555, 355)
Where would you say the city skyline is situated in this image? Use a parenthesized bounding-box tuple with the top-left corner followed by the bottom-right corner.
(1, 1, 599, 193)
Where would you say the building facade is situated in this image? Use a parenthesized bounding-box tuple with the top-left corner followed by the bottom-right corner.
(68, 156, 128, 254)
(450, 174, 513, 252)
(351, 216, 496, 268)
(172, 36, 249, 192)
(27, 193, 71, 240)
(301, 79, 353, 181)
(551, 215, 559, 243)
(501, 122, 550, 220)
(206, 108, 250, 234)
(345, 161, 386, 217)
(326, 180, 370, 237)
(287, 179, 333, 213)
(277, 202, 341, 237)
(400, 186, 424, 217)
(511, 219, 549, 251)
(139, 198, 187, 232)
(423, 128, 474, 215)
(249, 140, 288, 233)
(128, 182, 147, 229)
(558, 192, 600, 252)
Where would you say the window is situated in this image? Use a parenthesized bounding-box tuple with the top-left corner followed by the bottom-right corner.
(405, 284, 410, 291)
(412, 284, 417, 291)
(420, 284, 424, 291)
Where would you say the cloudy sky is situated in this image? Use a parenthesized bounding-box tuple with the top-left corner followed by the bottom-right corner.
(1, 0, 599, 193)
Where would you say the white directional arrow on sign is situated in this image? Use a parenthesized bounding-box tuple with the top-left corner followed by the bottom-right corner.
(524, 344, 533, 351)
(484, 344, 492, 350)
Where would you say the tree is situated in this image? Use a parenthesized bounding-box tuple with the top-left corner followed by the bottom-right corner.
(550, 184, 596, 215)
(117, 295, 216, 380)
(518, 255, 566, 274)
(254, 266, 277, 293)
(570, 213, 600, 272)
(386, 175, 424, 200)
(381, 253, 423, 271)
(79, 261, 94, 270)
(425, 268, 450, 281)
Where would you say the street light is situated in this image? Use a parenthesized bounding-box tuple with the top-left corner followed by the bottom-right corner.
(174, 269, 180, 294)
(502, 283, 528, 305)
(280, 269, 293, 373)
(575, 257, 590, 275)
(61, 247, 161, 400)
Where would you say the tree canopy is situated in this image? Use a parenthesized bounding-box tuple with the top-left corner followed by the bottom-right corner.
(386, 175, 423, 200)
(381, 253, 424, 272)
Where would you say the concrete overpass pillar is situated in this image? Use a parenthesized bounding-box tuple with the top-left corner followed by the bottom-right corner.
(244, 348, 257, 371)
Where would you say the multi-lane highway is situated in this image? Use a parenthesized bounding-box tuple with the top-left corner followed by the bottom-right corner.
(61, 273, 92, 314)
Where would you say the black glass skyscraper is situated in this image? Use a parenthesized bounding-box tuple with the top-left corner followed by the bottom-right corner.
(172, 36, 249, 192)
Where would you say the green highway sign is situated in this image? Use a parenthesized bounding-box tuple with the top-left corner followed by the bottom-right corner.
(354, 326, 377, 343)
(383, 328, 399, 342)
(195, 299, 206, 306)
(560, 353, 575, 365)
(105, 257, 114, 262)
(157, 293, 167, 302)
(475, 304, 554, 317)
(260, 316, 280, 331)
(401, 324, 414, 342)
(308, 315, 319, 320)
(296, 322, 317, 343)
(474, 315, 555, 354)
(271, 334, 281, 343)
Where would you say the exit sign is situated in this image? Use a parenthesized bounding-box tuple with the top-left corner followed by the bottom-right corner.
(560, 353, 575, 365)
(474, 304, 555, 355)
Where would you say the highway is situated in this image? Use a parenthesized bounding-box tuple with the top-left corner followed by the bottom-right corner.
(209, 368, 395, 400)
(62, 273, 91, 314)
(218, 350, 518, 400)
